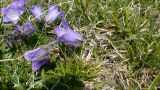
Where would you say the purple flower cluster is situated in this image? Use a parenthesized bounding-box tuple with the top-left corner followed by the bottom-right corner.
(15, 21, 36, 36)
(2, 0, 83, 71)
(5, 20, 36, 48)
(30, 3, 63, 23)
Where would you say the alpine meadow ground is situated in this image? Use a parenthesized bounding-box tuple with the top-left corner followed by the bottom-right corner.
(0, 0, 160, 90)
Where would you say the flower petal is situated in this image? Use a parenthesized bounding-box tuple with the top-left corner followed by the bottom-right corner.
(32, 57, 49, 71)
(12, 19, 20, 24)
(24, 48, 49, 61)
(61, 30, 83, 46)
(10, 0, 28, 9)
(1, 7, 8, 15)
(24, 21, 33, 31)
(55, 26, 67, 38)
(10, 0, 19, 9)
(68, 30, 83, 41)
(18, 7, 25, 15)
(30, 3, 43, 21)
(49, 12, 63, 23)
(48, 4, 58, 10)
(24, 21, 36, 35)
(6, 9, 20, 22)
(46, 5, 63, 23)
(3, 16, 11, 22)
(9, 0, 26, 15)
(55, 17, 83, 46)
(19, 0, 29, 6)
(62, 17, 70, 30)
(15, 26, 23, 32)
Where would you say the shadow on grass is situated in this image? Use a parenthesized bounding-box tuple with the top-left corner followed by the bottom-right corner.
(43, 74, 85, 90)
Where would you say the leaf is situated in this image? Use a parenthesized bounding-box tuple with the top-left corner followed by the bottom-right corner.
(149, 72, 160, 90)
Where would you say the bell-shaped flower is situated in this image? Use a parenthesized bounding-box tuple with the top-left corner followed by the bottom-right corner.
(2, 8, 21, 24)
(46, 4, 63, 24)
(1, 0, 29, 24)
(24, 48, 50, 71)
(29, 3, 44, 21)
(15, 21, 36, 35)
(55, 17, 83, 46)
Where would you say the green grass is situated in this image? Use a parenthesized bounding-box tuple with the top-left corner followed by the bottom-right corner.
(0, 0, 160, 89)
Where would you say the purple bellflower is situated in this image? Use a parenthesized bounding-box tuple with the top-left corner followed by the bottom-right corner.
(46, 4, 63, 24)
(2, 8, 21, 24)
(29, 3, 44, 21)
(15, 21, 36, 36)
(29, 3, 63, 23)
(24, 48, 50, 71)
(1, 0, 29, 24)
(55, 17, 83, 46)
